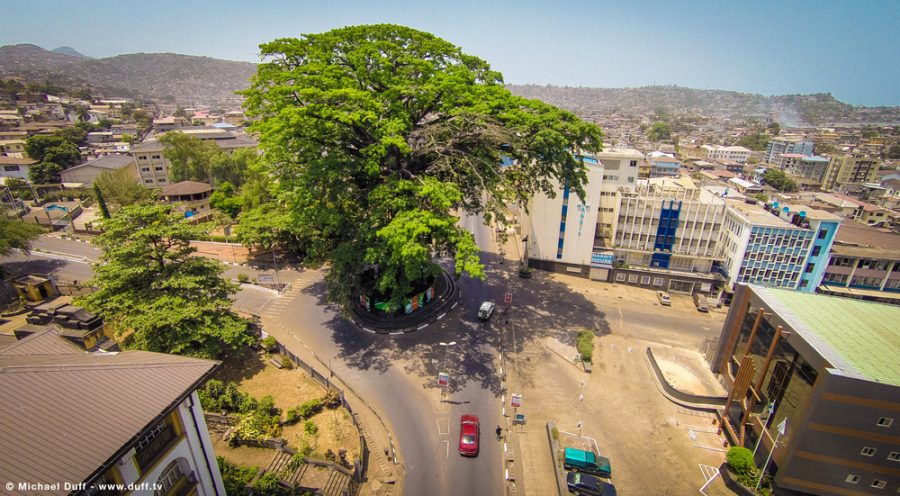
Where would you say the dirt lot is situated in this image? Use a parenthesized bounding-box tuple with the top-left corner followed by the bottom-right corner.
(209, 348, 361, 468)
(513, 333, 731, 496)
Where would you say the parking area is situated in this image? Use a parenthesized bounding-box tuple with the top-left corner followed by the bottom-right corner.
(505, 277, 732, 496)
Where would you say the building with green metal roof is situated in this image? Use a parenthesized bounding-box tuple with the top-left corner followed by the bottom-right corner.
(712, 284, 900, 496)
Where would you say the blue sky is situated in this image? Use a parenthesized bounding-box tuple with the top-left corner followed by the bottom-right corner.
(2, 0, 899, 106)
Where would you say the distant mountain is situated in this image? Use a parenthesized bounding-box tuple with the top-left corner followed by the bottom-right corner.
(51, 46, 89, 58)
(506, 85, 900, 126)
(0, 44, 255, 106)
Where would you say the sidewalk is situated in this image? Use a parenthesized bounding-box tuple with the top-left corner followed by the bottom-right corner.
(256, 304, 402, 496)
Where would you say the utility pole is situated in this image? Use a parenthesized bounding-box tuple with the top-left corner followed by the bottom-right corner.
(756, 418, 786, 492)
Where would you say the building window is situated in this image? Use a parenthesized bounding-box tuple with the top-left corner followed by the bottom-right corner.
(805, 263, 815, 273)
(144, 179, 154, 183)
(3, 165, 19, 171)
(812, 246, 821, 257)
(888, 451, 899, 462)
(861, 447, 877, 457)
(640, 276, 651, 285)
(629, 160, 637, 167)
(845, 474, 860, 484)
(818, 229, 828, 239)
(653, 277, 664, 286)
(877, 417, 894, 428)
(151, 154, 161, 159)
(628, 274, 638, 283)
(141, 167, 150, 172)
(871, 479, 885, 489)
(155, 460, 184, 496)
(615, 273, 626, 282)
(155, 166, 164, 171)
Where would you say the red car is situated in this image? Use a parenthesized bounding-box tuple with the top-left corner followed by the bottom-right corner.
(459, 414, 480, 456)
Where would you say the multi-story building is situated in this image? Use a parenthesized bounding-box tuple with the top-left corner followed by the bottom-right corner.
(820, 220, 900, 305)
(0, 328, 226, 495)
(131, 128, 257, 187)
(782, 155, 831, 184)
(649, 155, 682, 178)
(716, 199, 840, 293)
(0, 156, 35, 181)
(594, 147, 643, 243)
(711, 285, 900, 496)
(765, 138, 814, 164)
(822, 155, 881, 190)
(701, 145, 752, 164)
(521, 155, 606, 277)
(611, 177, 726, 294)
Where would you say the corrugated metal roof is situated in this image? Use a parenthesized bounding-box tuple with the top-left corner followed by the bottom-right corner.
(0, 348, 218, 492)
(0, 328, 83, 356)
(755, 286, 900, 386)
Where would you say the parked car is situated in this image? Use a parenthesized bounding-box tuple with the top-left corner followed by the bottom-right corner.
(657, 291, 671, 306)
(566, 471, 617, 496)
(693, 293, 709, 312)
(564, 447, 612, 478)
(458, 414, 480, 456)
(477, 301, 495, 321)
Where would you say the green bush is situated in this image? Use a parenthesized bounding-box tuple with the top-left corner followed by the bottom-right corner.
(237, 273, 250, 283)
(551, 426, 559, 441)
(199, 379, 257, 413)
(576, 330, 595, 363)
(261, 336, 278, 352)
(252, 472, 283, 493)
(297, 398, 323, 419)
(322, 388, 341, 408)
(304, 420, 318, 435)
(285, 406, 302, 424)
(726, 446, 758, 486)
(217, 456, 257, 496)
(280, 354, 294, 369)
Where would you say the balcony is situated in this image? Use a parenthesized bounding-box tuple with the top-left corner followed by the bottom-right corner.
(135, 422, 179, 473)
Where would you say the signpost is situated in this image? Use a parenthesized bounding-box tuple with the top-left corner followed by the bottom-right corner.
(258, 274, 275, 284)
(438, 372, 449, 403)
(504, 292, 512, 304)
(511, 393, 522, 408)
(756, 418, 786, 492)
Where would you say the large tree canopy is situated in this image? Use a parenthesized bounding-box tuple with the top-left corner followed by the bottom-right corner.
(243, 24, 602, 307)
(0, 219, 44, 277)
(77, 204, 252, 358)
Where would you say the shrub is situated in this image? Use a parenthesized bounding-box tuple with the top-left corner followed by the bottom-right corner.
(252, 472, 282, 493)
(285, 406, 302, 425)
(321, 388, 341, 408)
(280, 354, 294, 369)
(199, 379, 257, 413)
(237, 273, 250, 283)
(576, 330, 595, 363)
(551, 426, 559, 441)
(297, 398, 323, 419)
(217, 456, 257, 496)
(324, 449, 336, 462)
(518, 266, 533, 278)
(234, 403, 281, 442)
(726, 446, 758, 486)
(261, 336, 278, 352)
(304, 420, 318, 435)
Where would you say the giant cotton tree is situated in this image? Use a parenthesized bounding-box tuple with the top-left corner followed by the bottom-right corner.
(244, 24, 602, 308)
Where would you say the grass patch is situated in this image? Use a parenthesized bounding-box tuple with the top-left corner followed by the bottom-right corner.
(577, 330, 594, 363)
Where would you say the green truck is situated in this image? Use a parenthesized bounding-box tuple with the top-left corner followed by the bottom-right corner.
(564, 447, 612, 478)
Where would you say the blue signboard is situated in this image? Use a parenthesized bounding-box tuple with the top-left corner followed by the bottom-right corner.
(591, 252, 615, 268)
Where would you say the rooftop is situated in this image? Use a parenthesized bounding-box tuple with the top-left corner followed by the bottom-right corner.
(754, 286, 900, 387)
(62, 154, 133, 173)
(161, 180, 212, 196)
(831, 220, 900, 260)
(726, 200, 795, 227)
(0, 340, 218, 492)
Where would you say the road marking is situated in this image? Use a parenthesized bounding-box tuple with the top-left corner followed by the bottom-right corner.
(436, 418, 450, 435)
(444, 440, 449, 458)
(416, 323, 428, 330)
(451, 302, 458, 309)
(30, 251, 91, 264)
(390, 331, 403, 335)
(437, 313, 446, 320)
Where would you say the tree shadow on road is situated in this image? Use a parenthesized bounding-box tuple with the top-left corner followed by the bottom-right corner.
(0, 258, 70, 280)
(301, 250, 611, 399)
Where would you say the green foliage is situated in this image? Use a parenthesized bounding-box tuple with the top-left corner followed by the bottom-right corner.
(0, 219, 44, 257)
(94, 184, 111, 219)
(261, 336, 278, 352)
(237, 273, 250, 283)
(647, 122, 672, 141)
(25, 135, 81, 168)
(41, 188, 91, 202)
(321, 388, 341, 408)
(251, 472, 283, 493)
(212, 147, 256, 188)
(285, 407, 302, 424)
(217, 456, 257, 496)
(763, 168, 799, 192)
(233, 395, 281, 442)
(815, 142, 837, 155)
(551, 426, 559, 441)
(279, 354, 293, 369)
(737, 133, 770, 151)
(236, 205, 296, 251)
(767, 122, 780, 136)
(198, 379, 258, 413)
(28, 162, 64, 184)
(304, 420, 318, 435)
(576, 330, 594, 363)
(887, 144, 900, 159)
(243, 24, 602, 308)
(726, 446, 758, 486)
(93, 167, 155, 209)
(209, 181, 243, 218)
(158, 131, 221, 184)
(76, 203, 252, 358)
(297, 398, 323, 419)
(752, 193, 769, 203)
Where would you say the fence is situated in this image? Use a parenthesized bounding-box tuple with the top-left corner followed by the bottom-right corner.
(55, 282, 98, 298)
(251, 325, 369, 494)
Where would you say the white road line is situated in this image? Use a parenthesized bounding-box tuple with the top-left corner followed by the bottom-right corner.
(390, 331, 403, 335)
(451, 302, 458, 309)
(437, 313, 446, 320)
(416, 323, 428, 330)
(444, 440, 449, 458)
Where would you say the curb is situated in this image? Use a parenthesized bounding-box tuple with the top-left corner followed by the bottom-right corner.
(349, 271, 462, 335)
